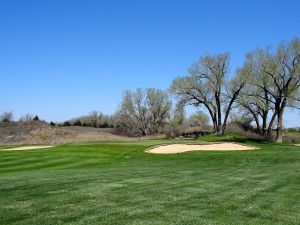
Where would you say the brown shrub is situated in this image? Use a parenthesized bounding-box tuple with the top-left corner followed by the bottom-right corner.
(283, 133, 300, 144)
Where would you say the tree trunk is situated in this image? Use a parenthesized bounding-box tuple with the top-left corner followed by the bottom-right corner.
(275, 109, 284, 143)
(221, 89, 242, 134)
(221, 124, 226, 135)
(213, 121, 217, 133)
(262, 112, 267, 136)
(213, 114, 220, 134)
(221, 111, 230, 135)
(246, 106, 262, 135)
(215, 93, 222, 133)
(140, 128, 147, 136)
(266, 111, 277, 140)
(205, 105, 218, 133)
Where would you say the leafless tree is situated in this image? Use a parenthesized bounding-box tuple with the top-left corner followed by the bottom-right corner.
(146, 88, 172, 134)
(241, 39, 300, 142)
(237, 55, 276, 138)
(117, 89, 149, 135)
(171, 53, 249, 134)
(19, 114, 34, 123)
(68, 111, 113, 128)
(117, 88, 171, 136)
(89, 111, 103, 127)
(164, 103, 186, 137)
(187, 111, 210, 128)
(0, 111, 14, 123)
(170, 104, 186, 127)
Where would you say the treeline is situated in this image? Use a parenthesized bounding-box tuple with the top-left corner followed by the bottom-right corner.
(114, 88, 210, 136)
(0, 112, 41, 123)
(1, 38, 299, 143)
(61, 97, 210, 137)
(63, 111, 114, 128)
(114, 38, 300, 142)
(113, 38, 300, 142)
(60, 88, 210, 134)
(171, 38, 300, 143)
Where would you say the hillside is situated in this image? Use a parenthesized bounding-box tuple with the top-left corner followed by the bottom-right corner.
(0, 122, 132, 145)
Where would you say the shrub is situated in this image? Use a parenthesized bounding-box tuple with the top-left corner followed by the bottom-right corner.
(63, 121, 71, 126)
(287, 127, 300, 133)
(283, 132, 300, 143)
(33, 115, 40, 121)
(100, 123, 110, 128)
(73, 120, 82, 126)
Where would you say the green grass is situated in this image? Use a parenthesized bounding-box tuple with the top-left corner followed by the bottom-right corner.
(0, 139, 299, 225)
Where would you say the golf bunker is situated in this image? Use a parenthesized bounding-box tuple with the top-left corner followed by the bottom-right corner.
(1, 146, 54, 151)
(147, 143, 258, 154)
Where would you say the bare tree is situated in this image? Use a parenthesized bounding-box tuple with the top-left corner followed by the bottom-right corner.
(170, 104, 186, 127)
(165, 104, 187, 137)
(89, 111, 103, 128)
(171, 53, 248, 134)
(269, 39, 300, 142)
(146, 88, 172, 134)
(241, 39, 300, 142)
(187, 111, 210, 128)
(117, 89, 149, 135)
(237, 53, 276, 138)
(117, 88, 171, 136)
(68, 111, 114, 128)
(0, 111, 14, 123)
(19, 114, 34, 123)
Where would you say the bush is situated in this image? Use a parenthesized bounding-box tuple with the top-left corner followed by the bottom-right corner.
(283, 132, 300, 143)
(63, 121, 71, 126)
(287, 127, 300, 133)
(33, 115, 40, 121)
(50, 121, 56, 126)
(165, 127, 181, 138)
(73, 120, 82, 126)
(99, 123, 113, 128)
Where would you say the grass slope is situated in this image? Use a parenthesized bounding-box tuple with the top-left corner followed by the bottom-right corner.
(0, 139, 299, 225)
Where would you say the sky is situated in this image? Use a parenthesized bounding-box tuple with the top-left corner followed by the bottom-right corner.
(0, 0, 300, 126)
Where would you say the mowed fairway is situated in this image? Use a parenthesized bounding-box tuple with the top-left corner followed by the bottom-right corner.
(0, 140, 299, 225)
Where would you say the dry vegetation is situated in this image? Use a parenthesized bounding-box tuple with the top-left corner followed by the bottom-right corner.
(0, 122, 135, 145)
(283, 132, 300, 144)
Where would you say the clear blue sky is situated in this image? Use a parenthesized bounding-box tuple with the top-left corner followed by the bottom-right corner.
(1, 0, 300, 126)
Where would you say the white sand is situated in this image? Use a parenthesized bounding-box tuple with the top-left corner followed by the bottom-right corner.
(1, 146, 54, 151)
(147, 143, 257, 154)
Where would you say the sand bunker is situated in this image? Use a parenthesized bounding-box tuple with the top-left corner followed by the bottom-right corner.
(1, 146, 54, 151)
(147, 143, 257, 154)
